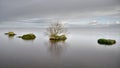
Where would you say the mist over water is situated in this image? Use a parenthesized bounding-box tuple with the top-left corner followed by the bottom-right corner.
(0, 0, 120, 67)
(0, 27, 120, 68)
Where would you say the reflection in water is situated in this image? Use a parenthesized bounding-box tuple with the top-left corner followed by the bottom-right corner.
(0, 28, 120, 68)
(21, 39, 35, 42)
(98, 43, 114, 46)
(4, 33, 15, 39)
(48, 40, 66, 57)
(8, 35, 15, 39)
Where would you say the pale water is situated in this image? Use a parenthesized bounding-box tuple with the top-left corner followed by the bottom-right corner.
(0, 28, 120, 68)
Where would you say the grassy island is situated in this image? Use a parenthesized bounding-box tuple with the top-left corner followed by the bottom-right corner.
(50, 35, 67, 40)
(5, 32, 16, 36)
(18, 33, 36, 40)
(98, 38, 116, 45)
(46, 22, 67, 41)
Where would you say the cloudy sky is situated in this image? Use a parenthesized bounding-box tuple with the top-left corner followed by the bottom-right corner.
(0, 0, 120, 27)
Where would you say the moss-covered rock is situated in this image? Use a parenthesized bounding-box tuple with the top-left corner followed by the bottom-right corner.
(5, 32, 16, 36)
(50, 35, 67, 40)
(19, 33, 36, 40)
(98, 38, 116, 45)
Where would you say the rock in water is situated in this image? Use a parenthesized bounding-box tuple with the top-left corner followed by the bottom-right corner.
(98, 38, 116, 45)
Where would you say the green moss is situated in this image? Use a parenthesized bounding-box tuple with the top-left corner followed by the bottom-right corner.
(50, 40, 65, 43)
(5, 32, 16, 36)
(98, 38, 116, 45)
(50, 35, 67, 40)
(19, 33, 36, 40)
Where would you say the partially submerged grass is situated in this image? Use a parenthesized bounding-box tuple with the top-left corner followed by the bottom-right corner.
(46, 22, 68, 41)
(98, 38, 116, 45)
(18, 33, 36, 40)
(5, 32, 16, 36)
(50, 35, 67, 41)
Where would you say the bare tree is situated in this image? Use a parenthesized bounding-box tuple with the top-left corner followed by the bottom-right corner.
(46, 21, 67, 37)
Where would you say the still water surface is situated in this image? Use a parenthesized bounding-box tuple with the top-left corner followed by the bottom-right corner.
(0, 28, 120, 68)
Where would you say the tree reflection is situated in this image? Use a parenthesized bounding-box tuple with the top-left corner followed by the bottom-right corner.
(48, 40, 66, 57)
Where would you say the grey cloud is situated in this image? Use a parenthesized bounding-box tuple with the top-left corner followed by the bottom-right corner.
(0, 0, 120, 22)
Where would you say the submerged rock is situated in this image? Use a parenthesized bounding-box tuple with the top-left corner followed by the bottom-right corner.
(5, 32, 16, 36)
(18, 33, 36, 40)
(98, 38, 116, 45)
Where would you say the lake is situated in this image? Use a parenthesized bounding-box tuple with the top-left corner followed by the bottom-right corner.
(0, 27, 120, 68)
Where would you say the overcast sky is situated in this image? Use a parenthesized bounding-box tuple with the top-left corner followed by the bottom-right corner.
(0, 0, 120, 26)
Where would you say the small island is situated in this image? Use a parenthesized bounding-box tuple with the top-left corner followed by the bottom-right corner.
(5, 32, 16, 36)
(98, 38, 116, 45)
(46, 22, 67, 41)
(18, 33, 36, 40)
(50, 35, 67, 40)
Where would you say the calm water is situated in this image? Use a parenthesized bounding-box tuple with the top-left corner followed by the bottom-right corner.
(0, 28, 120, 68)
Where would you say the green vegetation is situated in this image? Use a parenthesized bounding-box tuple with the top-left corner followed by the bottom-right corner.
(18, 33, 36, 40)
(50, 35, 67, 40)
(5, 32, 16, 36)
(98, 38, 116, 45)
(50, 40, 65, 43)
(46, 22, 67, 41)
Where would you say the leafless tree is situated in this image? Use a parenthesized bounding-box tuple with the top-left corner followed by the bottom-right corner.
(46, 21, 67, 37)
